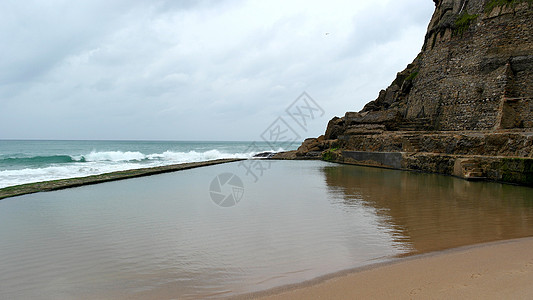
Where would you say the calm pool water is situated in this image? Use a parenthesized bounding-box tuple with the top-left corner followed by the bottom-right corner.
(0, 160, 532, 299)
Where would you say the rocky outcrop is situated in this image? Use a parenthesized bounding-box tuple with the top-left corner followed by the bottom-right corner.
(291, 0, 533, 186)
(272, 136, 338, 159)
(355, 0, 533, 131)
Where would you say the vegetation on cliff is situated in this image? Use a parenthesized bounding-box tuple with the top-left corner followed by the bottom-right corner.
(485, 0, 533, 13)
(453, 12, 478, 36)
(405, 70, 419, 81)
(322, 146, 339, 162)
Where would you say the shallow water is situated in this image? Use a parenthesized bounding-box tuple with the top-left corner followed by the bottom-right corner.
(0, 161, 532, 299)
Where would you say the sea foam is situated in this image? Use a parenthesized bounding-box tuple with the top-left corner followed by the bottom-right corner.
(0, 148, 268, 188)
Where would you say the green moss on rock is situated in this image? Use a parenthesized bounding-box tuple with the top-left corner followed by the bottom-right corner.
(322, 150, 335, 162)
(406, 70, 419, 81)
(497, 158, 533, 185)
(485, 0, 533, 13)
(453, 12, 479, 37)
(322, 146, 341, 162)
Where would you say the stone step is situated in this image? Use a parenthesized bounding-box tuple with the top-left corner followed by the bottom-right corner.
(397, 118, 432, 131)
(466, 171, 485, 178)
(398, 124, 426, 128)
(397, 125, 431, 131)
(461, 160, 486, 180)
(400, 121, 426, 123)
(403, 135, 423, 151)
(465, 175, 487, 181)
(462, 162, 477, 167)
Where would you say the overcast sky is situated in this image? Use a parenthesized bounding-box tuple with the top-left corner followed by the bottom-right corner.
(0, 0, 434, 141)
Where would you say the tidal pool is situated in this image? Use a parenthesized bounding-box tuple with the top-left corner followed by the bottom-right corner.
(0, 160, 532, 299)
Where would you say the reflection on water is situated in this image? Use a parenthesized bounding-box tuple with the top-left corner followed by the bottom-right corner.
(0, 161, 532, 299)
(321, 164, 533, 253)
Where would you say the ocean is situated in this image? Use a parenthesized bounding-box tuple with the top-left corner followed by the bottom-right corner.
(0, 140, 293, 188)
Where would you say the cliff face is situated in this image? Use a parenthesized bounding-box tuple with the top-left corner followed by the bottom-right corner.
(284, 0, 533, 185)
(360, 0, 532, 131)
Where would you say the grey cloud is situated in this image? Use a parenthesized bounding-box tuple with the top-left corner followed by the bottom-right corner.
(0, 0, 435, 141)
(342, 1, 432, 58)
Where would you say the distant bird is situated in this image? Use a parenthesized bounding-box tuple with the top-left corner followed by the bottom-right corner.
(325, 33, 330, 35)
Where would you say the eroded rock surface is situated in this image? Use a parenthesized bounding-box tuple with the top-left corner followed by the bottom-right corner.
(292, 0, 533, 185)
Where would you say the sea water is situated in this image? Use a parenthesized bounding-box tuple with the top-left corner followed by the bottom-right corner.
(0, 140, 289, 188)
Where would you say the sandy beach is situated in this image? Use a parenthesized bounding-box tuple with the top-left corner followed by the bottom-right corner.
(253, 237, 533, 299)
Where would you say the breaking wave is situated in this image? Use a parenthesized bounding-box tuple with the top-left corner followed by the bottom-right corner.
(0, 148, 277, 188)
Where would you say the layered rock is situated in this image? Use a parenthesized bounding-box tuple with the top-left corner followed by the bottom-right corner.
(285, 0, 533, 185)
(354, 0, 533, 132)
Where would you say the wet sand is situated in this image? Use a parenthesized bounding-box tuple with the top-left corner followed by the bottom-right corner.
(0, 158, 244, 200)
(252, 237, 533, 300)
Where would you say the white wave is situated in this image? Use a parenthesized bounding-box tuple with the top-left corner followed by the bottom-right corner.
(146, 149, 256, 162)
(79, 151, 147, 162)
(73, 149, 258, 163)
(0, 162, 146, 189)
(0, 148, 279, 188)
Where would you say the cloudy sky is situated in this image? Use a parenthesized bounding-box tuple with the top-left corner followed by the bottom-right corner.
(0, 0, 434, 141)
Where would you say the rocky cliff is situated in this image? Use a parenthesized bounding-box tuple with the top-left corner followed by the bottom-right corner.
(360, 0, 533, 131)
(277, 0, 533, 185)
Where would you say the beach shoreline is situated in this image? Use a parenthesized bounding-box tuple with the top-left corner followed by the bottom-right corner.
(239, 237, 533, 299)
(0, 158, 244, 200)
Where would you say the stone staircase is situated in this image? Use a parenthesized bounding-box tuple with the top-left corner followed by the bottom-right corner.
(404, 135, 423, 152)
(461, 160, 486, 181)
(397, 118, 432, 131)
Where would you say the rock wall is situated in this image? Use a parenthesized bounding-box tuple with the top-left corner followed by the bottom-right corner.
(338, 131, 533, 157)
(360, 0, 533, 131)
(284, 0, 533, 186)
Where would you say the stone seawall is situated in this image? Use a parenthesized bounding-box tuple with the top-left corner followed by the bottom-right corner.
(341, 151, 403, 169)
(336, 151, 533, 186)
(0, 159, 244, 200)
(339, 131, 533, 157)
